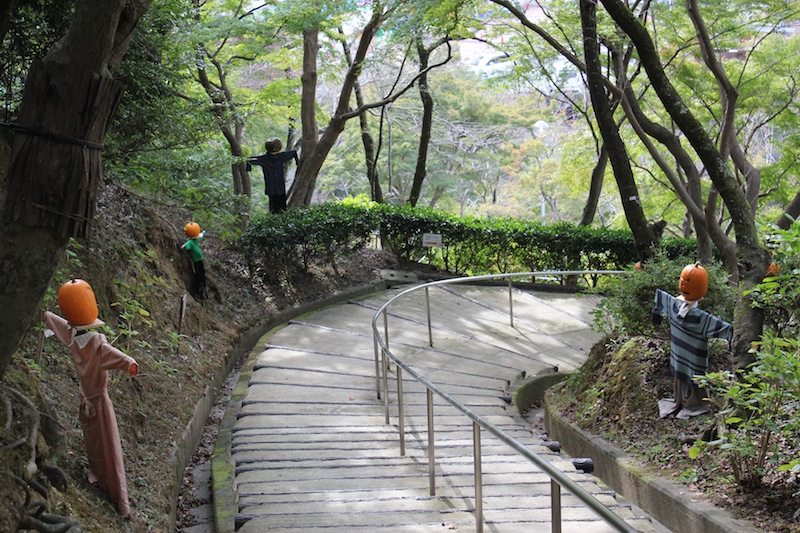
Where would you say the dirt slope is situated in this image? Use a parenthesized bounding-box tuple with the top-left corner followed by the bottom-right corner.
(0, 181, 396, 532)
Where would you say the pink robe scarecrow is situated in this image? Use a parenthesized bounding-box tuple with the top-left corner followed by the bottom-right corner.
(44, 311, 139, 517)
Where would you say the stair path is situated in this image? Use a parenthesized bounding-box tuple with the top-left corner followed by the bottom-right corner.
(230, 284, 658, 532)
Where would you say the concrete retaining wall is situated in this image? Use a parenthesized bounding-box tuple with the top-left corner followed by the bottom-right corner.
(513, 374, 760, 533)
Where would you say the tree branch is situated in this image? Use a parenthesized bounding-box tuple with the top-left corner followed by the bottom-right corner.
(339, 45, 452, 121)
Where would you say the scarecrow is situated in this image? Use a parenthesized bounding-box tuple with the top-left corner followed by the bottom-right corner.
(44, 279, 139, 517)
(651, 263, 733, 419)
(247, 137, 299, 214)
(182, 221, 206, 298)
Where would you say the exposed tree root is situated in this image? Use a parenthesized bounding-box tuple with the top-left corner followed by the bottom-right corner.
(2, 387, 84, 531)
(1, 384, 40, 478)
(2, 470, 83, 532)
(19, 512, 82, 533)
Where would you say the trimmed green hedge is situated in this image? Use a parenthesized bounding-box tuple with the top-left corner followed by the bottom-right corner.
(240, 202, 376, 283)
(240, 202, 697, 285)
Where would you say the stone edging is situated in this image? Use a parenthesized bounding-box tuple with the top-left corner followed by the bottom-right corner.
(210, 281, 388, 533)
(168, 303, 269, 531)
(513, 374, 760, 533)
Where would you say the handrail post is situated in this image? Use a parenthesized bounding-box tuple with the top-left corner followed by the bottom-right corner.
(425, 285, 433, 347)
(373, 334, 381, 400)
(551, 479, 562, 533)
(397, 366, 405, 456)
(473, 421, 484, 533)
(383, 309, 389, 354)
(508, 278, 514, 328)
(427, 388, 436, 496)
(382, 347, 390, 425)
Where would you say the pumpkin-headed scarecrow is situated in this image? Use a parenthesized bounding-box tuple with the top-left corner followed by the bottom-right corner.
(182, 221, 206, 298)
(44, 279, 139, 517)
(651, 263, 733, 419)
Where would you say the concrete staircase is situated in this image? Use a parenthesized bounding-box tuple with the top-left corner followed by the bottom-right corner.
(230, 284, 658, 532)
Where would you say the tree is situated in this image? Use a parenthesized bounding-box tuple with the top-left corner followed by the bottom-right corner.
(408, 37, 451, 207)
(478, 1, 608, 227)
(289, 3, 394, 206)
(288, 1, 453, 207)
(401, 0, 472, 208)
(186, 0, 303, 217)
(337, 25, 383, 203)
(608, 1, 799, 273)
(0, 0, 152, 379)
(488, 0, 659, 255)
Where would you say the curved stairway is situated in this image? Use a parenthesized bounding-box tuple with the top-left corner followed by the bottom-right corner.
(229, 284, 658, 532)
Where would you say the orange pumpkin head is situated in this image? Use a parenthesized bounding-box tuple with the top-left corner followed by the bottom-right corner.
(678, 262, 708, 301)
(185, 222, 201, 238)
(766, 262, 780, 278)
(57, 279, 99, 327)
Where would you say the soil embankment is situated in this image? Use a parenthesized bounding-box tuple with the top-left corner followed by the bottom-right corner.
(0, 182, 396, 532)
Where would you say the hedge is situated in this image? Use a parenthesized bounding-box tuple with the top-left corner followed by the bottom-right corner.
(239, 202, 697, 286)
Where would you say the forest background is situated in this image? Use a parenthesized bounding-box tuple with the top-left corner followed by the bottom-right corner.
(2, 0, 800, 371)
(1, 0, 800, 530)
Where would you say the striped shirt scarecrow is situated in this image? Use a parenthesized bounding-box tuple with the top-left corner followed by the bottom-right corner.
(651, 263, 732, 419)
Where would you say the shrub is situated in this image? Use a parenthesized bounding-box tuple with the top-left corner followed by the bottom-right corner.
(241, 203, 376, 283)
(691, 332, 800, 490)
(374, 203, 450, 264)
(241, 201, 703, 289)
(592, 252, 735, 337)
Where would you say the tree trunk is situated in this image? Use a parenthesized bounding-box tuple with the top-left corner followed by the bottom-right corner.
(579, 145, 607, 226)
(776, 189, 800, 230)
(363, 118, 383, 203)
(4, 62, 125, 236)
(428, 186, 445, 208)
(0, 0, 20, 45)
(620, 85, 718, 263)
(289, 27, 321, 206)
(195, 44, 251, 201)
(338, 26, 382, 203)
(0, 224, 69, 379)
(580, 0, 657, 260)
(298, 27, 319, 192)
(408, 40, 434, 207)
(0, 0, 150, 379)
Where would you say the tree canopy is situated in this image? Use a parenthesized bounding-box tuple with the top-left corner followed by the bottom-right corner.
(1, 0, 800, 376)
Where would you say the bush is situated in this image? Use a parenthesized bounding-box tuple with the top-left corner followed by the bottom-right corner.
(240, 203, 376, 283)
(374, 203, 451, 265)
(592, 252, 735, 337)
(241, 201, 702, 289)
(691, 332, 800, 490)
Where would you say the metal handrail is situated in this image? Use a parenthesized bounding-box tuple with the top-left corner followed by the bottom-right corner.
(371, 270, 635, 533)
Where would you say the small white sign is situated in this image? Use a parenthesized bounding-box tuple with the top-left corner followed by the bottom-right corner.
(422, 233, 442, 247)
